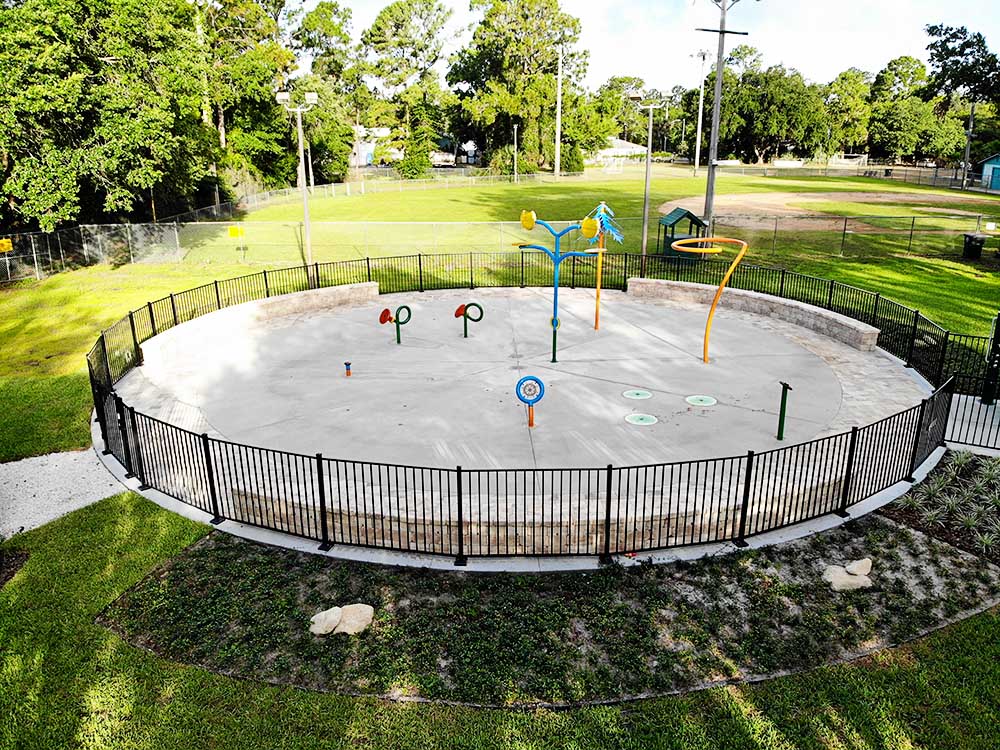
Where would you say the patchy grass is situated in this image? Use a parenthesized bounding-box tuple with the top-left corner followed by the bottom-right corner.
(5, 493, 1000, 748)
(102, 515, 1000, 706)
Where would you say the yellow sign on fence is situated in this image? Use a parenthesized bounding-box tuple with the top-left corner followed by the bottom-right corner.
(227, 225, 245, 239)
(0, 238, 12, 253)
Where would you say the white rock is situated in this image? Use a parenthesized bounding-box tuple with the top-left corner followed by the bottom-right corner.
(846, 557, 872, 576)
(334, 603, 375, 635)
(309, 606, 343, 635)
(822, 564, 873, 591)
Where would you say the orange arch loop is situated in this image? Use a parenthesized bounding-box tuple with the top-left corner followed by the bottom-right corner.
(669, 236, 749, 363)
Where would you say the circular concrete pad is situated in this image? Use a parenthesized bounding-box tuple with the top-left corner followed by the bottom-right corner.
(623, 389, 653, 400)
(686, 395, 718, 407)
(117, 287, 927, 469)
(625, 414, 659, 426)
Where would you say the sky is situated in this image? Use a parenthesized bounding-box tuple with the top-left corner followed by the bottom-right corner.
(312, 0, 1000, 91)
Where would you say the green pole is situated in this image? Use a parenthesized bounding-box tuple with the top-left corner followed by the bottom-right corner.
(777, 381, 793, 440)
(396, 320, 401, 345)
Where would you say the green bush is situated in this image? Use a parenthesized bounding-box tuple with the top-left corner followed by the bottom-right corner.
(561, 144, 585, 174)
(487, 145, 538, 176)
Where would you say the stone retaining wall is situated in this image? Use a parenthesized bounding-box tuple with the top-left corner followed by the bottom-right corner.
(627, 278, 879, 351)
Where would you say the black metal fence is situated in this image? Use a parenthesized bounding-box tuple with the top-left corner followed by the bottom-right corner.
(87, 253, 998, 563)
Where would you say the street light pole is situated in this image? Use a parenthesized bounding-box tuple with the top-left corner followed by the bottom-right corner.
(632, 96, 665, 266)
(277, 90, 318, 266)
(692, 50, 710, 176)
(513, 123, 519, 184)
(554, 44, 563, 178)
(698, 0, 751, 227)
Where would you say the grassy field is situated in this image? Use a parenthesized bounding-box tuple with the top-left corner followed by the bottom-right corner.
(2, 172, 1000, 463)
(3, 492, 1000, 749)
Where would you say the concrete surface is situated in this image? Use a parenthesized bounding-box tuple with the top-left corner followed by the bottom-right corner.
(628, 278, 880, 351)
(116, 287, 927, 471)
(0, 449, 123, 538)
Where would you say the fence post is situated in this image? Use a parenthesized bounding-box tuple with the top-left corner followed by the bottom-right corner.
(317, 453, 332, 551)
(128, 407, 149, 490)
(871, 292, 881, 326)
(733, 450, 755, 547)
(101, 332, 113, 382)
(115, 394, 135, 478)
(571, 255, 577, 288)
(418, 253, 424, 292)
(520, 250, 526, 288)
(905, 309, 920, 368)
(826, 279, 835, 310)
(934, 331, 951, 385)
(147, 301, 157, 337)
(778, 268, 786, 298)
(600, 464, 614, 564)
(840, 216, 849, 256)
(366, 256, 372, 283)
(214, 280, 222, 310)
(169, 293, 178, 326)
(173, 222, 181, 260)
(314, 262, 321, 289)
(128, 311, 144, 366)
(942, 377, 956, 445)
(454, 465, 467, 566)
(30, 235, 40, 279)
(907, 217, 916, 254)
(836, 427, 859, 517)
(905, 399, 929, 482)
(201, 433, 224, 524)
(469, 252, 475, 289)
(126, 225, 134, 264)
(263, 269, 270, 297)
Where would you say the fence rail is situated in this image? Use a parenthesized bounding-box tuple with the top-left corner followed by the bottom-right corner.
(88, 253, 998, 563)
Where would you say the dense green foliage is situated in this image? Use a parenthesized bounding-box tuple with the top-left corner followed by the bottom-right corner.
(3, 0, 996, 233)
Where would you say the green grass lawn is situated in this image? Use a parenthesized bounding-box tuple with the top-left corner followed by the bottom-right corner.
(3, 173, 1000, 463)
(3, 493, 1000, 749)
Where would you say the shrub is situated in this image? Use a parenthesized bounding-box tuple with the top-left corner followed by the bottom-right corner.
(488, 145, 538, 176)
(561, 144, 585, 174)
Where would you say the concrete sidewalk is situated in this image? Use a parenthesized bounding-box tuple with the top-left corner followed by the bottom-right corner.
(0, 448, 123, 538)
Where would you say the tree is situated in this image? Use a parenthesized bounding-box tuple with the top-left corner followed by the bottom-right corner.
(594, 76, 646, 143)
(0, 0, 213, 230)
(448, 0, 584, 163)
(361, 0, 451, 96)
(825, 68, 871, 153)
(295, 1, 352, 80)
(924, 25, 1000, 104)
(871, 56, 927, 101)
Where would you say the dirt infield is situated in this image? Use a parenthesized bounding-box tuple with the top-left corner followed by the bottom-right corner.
(661, 191, 1000, 230)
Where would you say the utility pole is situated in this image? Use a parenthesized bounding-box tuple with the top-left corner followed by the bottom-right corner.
(631, 95, 665, 265)
(554, 45, 563, 178)
(513, 123, 519, 184)
(692, 50, 710, 176)
(697, 0, 751, 226)
(961, 102, 976, 190)
(277, 90, 318, 264)
(306, 142, 315, 189)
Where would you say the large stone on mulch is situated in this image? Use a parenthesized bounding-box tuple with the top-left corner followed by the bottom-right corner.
(846, 557, 872, 576)
(309, 606, 342, 635)
(334, 603, 374, 635)
(822, 564, 873, 591)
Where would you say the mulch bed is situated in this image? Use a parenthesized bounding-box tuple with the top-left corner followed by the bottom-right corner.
(0, 550, 29, 589)
(99, 515, 1000, 707)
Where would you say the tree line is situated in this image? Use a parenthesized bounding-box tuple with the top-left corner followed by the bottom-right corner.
(0, 0, 997, 232)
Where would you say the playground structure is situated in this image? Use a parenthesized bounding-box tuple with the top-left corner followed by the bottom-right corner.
(85, 249, 998, 566)
(669, 236, 749, 363)
(379, 304, 411, 344)
(517, 203, 623, 361)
